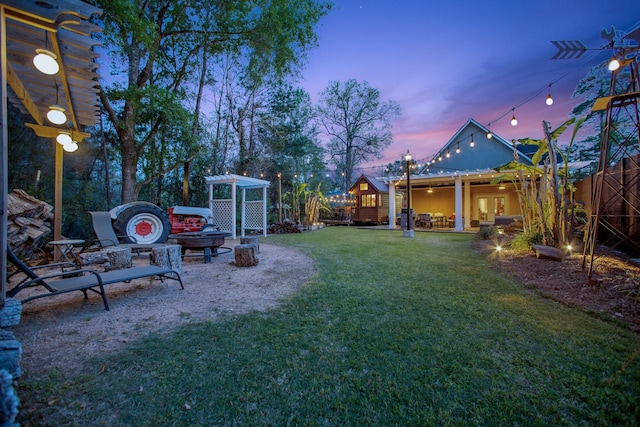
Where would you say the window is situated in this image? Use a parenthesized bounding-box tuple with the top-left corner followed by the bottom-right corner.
(359, 182, 369, 191)
(361, 194, 377, 207)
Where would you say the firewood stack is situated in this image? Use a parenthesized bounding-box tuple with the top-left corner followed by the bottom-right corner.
(7, 189, 54, 260)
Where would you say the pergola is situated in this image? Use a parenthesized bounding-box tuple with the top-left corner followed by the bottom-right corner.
(1, 0, 103, 300)
(205, 174, 271, 240)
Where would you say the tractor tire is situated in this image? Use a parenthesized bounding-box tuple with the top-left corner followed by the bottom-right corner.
(112, 204, 171, 244)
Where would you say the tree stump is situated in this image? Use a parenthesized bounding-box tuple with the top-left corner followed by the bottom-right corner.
(234, 244, 259, 267)
(151, 244, 182, 273)
(104, 247, 132, 271)
(240, 236, 260, 253)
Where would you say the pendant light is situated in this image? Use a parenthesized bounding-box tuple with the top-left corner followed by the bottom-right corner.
(545, 84, 553, 106)
(47, 78, 67, 124)
(33, 33, 59, 75)
(470, 133, 475, 147)
(510, 109, 518, 126)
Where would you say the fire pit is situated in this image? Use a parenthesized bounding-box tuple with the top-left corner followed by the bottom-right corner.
(169, 231, 232, 263)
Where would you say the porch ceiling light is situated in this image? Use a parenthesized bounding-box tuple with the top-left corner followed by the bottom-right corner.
(47, 105, 67, 125)
(33, 49, 59, 75)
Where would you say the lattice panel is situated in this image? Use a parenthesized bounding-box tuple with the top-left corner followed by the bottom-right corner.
(245, 200, 265, 229)
(212, 199, 233, 232)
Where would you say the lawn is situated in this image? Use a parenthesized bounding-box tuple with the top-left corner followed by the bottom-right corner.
(18, 228, 640, 426)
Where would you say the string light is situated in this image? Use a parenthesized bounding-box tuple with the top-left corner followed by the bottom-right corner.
(510, 109, 518, 126)
(545, 83, 553, 106)
(487, 126, 492, 139)
(470, 134, 475, 146)
(455, 142, 460, 154)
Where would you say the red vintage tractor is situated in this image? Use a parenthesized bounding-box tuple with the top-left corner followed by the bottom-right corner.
(109, 202, 217, 244)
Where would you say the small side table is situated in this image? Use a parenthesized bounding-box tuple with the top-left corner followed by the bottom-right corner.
(48, 239, 85, 264)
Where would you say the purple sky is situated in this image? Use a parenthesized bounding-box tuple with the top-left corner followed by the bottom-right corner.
(299, 1, 640, 171)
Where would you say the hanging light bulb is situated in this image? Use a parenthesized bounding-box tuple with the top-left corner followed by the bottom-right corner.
(470, 133, 475, 147)
(438, 154, 443, 162)
(545, 84, 553, 106)
(455, 142, 460, 154)
(446, 149, 450, 158)
(47, 105, 67, 124)
(486, 126, 492, 139)
(510, 110, 518, 126)
(608, 57, 620, 71)
(33, 49, 59, 75)
(56, 131, 72, 146)
(63, 141, 78, 152)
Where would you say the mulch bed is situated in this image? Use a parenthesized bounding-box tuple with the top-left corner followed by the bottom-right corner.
(472, 240, 640, 334)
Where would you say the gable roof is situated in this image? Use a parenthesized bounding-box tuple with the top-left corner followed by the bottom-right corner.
(349, 174, 389, 193)
(419, 118, 533, 174)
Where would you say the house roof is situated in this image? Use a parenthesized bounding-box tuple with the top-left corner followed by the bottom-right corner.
(349, 174, 389, 193)
(418, 118, 533, 175)
(205, 174, 271, 189)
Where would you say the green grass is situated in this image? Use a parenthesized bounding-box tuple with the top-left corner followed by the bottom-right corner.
(18, 228, 640, 426)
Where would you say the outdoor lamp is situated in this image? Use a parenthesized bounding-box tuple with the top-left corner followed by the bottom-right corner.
(510, 110, 518, 126)
(608, 57, 620, 71)
(47, 105, 67, 124)
(63, 141, 78, 153)
(33, 49, 59, 75)
(545, 93, 554, 106)
(470, 134, 475, 147)
(56, 131, 72, 146)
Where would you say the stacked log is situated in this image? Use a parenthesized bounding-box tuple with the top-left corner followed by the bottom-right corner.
(268, 221, 302, 234)
(7, 189, 54, 260)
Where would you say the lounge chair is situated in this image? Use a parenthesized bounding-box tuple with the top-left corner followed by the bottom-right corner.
(82, 211, 166, 254)
(7, 247, 184, 311)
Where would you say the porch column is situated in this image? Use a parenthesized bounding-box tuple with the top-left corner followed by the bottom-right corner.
(241, 187, 246, 238)
(263, 186, 268, 237)
(454, 175, 463, 231)
(464, 179, 471, 229)
(388, 181, 396, 229)
(231, 181, 237, 240)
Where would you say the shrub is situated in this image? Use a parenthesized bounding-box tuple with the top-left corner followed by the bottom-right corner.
(476, 226, 498, 240)
(510, 230, 544, 253)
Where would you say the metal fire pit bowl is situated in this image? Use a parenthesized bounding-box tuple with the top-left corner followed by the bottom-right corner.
(169, 231, 232, 263)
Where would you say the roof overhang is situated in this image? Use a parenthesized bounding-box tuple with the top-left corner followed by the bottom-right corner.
(2, 0, 103, 137)
(205, 174, 271, 189)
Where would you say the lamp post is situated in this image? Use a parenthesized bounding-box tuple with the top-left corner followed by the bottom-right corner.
(403, 150, 414, 238)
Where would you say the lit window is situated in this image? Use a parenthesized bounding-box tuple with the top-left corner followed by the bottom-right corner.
(361, 194, 377, 207)
(360, 182, 369, 191)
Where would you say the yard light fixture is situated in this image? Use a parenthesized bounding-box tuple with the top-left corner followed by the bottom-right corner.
(404, 150, 414, 238)
(608, 56, 620, 71)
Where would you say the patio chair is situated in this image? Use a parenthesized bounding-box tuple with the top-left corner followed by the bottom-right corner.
(7, 247, 184, 311)
(81, 211, 165, 254)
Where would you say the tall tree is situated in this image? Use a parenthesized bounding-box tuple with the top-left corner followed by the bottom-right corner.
(93, 0, 331, 203)
(317, 79, 400, 188)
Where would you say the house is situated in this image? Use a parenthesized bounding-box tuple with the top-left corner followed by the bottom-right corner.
(380, 118, 535, 230)
(348, 174, 390, 224)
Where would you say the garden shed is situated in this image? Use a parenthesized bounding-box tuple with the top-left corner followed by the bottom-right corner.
(205, 174, 271, 239)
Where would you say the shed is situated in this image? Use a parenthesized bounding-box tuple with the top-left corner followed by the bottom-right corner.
(205, 174, 271, 239)
(349, 174, 390, 224)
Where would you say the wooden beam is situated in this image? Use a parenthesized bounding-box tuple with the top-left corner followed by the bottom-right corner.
(6, 62, 43, 125)
(24, 123, 89, 141)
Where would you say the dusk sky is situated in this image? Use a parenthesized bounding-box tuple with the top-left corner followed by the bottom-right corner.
(299, 1, 640, 171)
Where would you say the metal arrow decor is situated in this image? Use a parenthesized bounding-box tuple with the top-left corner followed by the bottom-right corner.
(551, 40, 587, 59)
